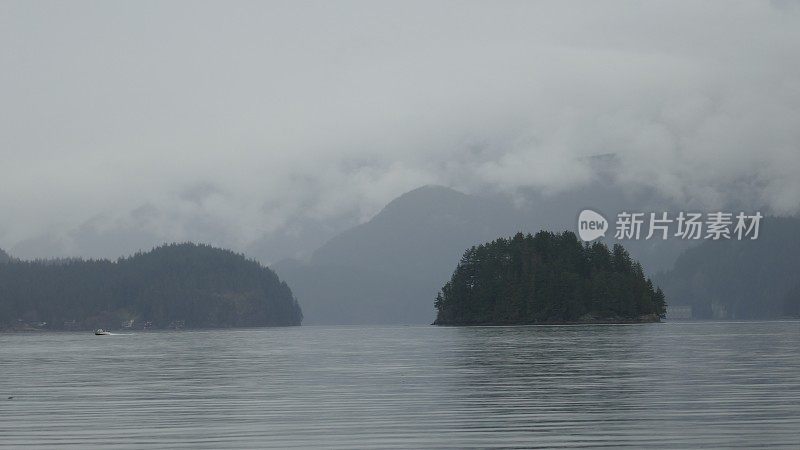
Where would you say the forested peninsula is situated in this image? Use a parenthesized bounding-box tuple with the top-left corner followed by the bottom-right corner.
(0, 243, 302, 331)
(434, 231, 666, 325)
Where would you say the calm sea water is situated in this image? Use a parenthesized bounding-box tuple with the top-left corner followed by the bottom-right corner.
(1, 321, 799, 449)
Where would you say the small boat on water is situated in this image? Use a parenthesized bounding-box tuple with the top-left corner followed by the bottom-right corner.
(94, 329, 111, 336)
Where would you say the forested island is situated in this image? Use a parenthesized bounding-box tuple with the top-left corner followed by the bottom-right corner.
(434, 231, 666, 325)
(0, 243, 302, 331)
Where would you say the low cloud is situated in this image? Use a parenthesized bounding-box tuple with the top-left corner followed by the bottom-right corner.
(1, 1, 798, 260)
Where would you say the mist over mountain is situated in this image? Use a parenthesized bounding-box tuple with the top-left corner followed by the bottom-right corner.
(655, 216, 800, 319)
(3, 156, 776, 269)
(4, 182, 784, 327)
(509, 156, 700, 275)
(274, 184, 695, 325)
(312, 186, 530, 282)
(273, 186, 528, 324)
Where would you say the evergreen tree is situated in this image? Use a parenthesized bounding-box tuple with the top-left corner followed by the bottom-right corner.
(0, 243, 302, 330)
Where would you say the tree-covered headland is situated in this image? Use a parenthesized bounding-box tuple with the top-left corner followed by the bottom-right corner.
(0, 243, 302, 330)
(434, 231, 666, 325)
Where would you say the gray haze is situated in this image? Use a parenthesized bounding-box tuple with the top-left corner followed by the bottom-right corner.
(274, 184, 695, 325)
(1, 1, 799, 261)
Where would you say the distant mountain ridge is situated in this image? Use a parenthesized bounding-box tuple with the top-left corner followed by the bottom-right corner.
(655, 216, 800, 319)
(311, 185, 530, 282)
(273, 181, 708, 324)
(274, 186, 531, 324)
(274, 184, 703, 324)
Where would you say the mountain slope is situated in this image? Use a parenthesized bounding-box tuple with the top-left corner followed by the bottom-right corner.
(312, 185, 530, 282)
(654, 217, 800, 319)
(274, 183, 698, 325)
(0, 243, 302, 330)
(274, 186, 530, 324)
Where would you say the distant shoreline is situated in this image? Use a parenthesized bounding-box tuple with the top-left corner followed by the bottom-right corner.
(0, 324, 301, 333)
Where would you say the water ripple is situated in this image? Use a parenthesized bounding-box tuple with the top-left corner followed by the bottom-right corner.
(1, 321, 799, 448)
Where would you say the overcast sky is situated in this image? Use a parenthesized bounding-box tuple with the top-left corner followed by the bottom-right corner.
(1, 0, 799, 260)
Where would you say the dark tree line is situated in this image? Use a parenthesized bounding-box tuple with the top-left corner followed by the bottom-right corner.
(0, 243, 302, 330)
(434, 231, 666, 325)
